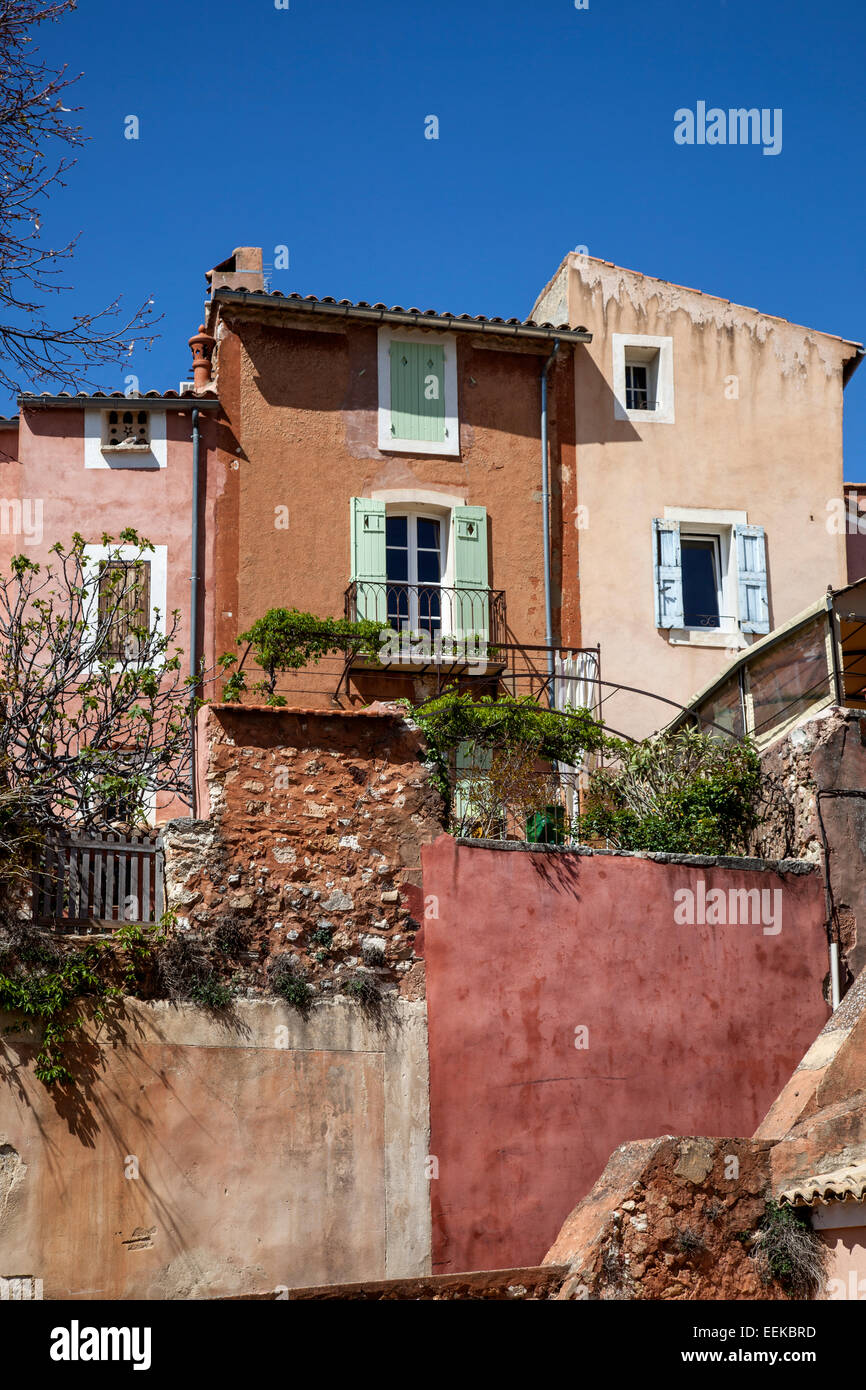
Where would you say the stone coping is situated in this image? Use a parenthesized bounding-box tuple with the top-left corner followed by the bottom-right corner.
(454, 837, 819, 875)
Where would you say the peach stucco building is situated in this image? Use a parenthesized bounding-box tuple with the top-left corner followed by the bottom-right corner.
(532, 253, 863, 736)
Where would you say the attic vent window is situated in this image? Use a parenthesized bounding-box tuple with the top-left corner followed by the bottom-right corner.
(103, 409, 150, 450)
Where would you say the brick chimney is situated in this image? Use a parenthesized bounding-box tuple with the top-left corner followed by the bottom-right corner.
(206, 246, 265, 295)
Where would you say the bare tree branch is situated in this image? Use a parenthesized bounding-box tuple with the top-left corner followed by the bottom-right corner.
(0, 530, 199, 841)
(0, 0, 159, 394)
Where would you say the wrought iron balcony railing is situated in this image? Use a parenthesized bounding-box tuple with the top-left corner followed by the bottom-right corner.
(344, 581, 506, 664)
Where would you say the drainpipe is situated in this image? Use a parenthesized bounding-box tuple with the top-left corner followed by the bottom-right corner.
(541, 340, 560, 706)
(189, 405, 201, 818)
(829, 942, 841, 1012)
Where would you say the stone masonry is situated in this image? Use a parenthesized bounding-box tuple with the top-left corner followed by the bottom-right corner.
(162, 704, 444, 999)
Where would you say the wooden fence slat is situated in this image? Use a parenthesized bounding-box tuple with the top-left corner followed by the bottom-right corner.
(34, 829, 164, 931)
(141, 854, 151, 925)
(155, 838, 165, 920)
(129, 852, 139, 925)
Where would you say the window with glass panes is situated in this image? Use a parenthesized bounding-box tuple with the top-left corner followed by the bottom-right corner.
(385, 515, 442, 634)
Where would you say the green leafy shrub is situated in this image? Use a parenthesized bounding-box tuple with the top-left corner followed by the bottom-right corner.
(156, 932, 233, 1011)
(268, 953, 312, 1012)
(0, 919, 164, 1085)
(219, 608, 384, 706)
(408, 689, 608, 810)
(576, 727, 762, 856)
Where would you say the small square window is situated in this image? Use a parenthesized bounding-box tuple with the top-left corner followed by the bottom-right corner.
(613, 334, 674, 424)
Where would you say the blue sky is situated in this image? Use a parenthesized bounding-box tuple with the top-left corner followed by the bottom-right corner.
(24, 0, 866, 474)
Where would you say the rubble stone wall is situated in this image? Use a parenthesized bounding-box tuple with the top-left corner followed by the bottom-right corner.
(165, 704, 444, 1000)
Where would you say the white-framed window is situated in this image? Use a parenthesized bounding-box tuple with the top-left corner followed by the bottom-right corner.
(653, 510, 769, 646)
(350, 493, 490, 644)
(385, 511, 446, 635)
(377, 328, 460, 456)
(613, 334, 675, 424)
(82, 543, 168, 669)
(84, 408, 167, 469)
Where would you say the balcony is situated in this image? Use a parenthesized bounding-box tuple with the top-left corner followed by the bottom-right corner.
(344, 581, 507, 672)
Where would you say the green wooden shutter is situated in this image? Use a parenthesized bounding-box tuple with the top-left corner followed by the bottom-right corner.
(350, 498, 387, 624)
(453, 505, 489, 640)
(390, 341, 446, 444)
(453, 741, 494, 833)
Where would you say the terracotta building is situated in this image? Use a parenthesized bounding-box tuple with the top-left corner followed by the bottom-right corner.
(197, 248, 595, 711)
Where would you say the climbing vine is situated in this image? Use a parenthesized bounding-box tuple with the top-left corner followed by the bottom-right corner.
(219, 608, 384, 705)
(0, 919, 166, 1086)
(407, 689, 609, 807)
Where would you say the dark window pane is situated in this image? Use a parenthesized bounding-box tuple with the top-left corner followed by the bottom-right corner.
(386, 515, 408, 546)
(626, 363, 649, 410)
(416, 547, 441, 583)
(416, 517, 440, 550)
(386, 547, 408, 581)
(681, 539, 720, 628)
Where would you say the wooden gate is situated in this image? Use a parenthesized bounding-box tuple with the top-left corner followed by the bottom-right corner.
(34, 830, 165, 932)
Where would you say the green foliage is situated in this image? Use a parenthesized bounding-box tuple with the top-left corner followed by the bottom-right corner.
(268, 954, 312, 1011)
(0, 919, 165, 1085)
(576, 727, 762, 856)
(186, 974, 234, 1010)
(343, 972, 385, 1015)
(220, 608, 384, 705)
(408, 689, 608, 808)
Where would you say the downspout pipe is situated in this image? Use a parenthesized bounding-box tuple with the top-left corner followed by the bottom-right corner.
(541, 340, 560, 706)
(189, 405, 201, 818)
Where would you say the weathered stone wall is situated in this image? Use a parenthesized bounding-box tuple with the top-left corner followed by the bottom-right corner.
(0, 996, 431, 1298)
(165, 704, 443, 1000)
(544, 1136, 785, 1301)
(753, 708, 866, 977)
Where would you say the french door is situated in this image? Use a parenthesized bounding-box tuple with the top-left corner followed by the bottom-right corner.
(385, 515, 442, 636)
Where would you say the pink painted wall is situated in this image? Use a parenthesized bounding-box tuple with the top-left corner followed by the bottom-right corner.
(0, 403, 220, 821)
(422, 837, 830, 1273)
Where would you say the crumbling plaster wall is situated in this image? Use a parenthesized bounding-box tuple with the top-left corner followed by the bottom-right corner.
(545, 1136, 784, 1301)
(0, 996, 431, 1298)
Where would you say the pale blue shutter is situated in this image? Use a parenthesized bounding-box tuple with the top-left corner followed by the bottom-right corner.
(652, 519, 684, 628)
(453, 506, 489, 640)
(350, 498, 387, 624)
(735, 524, 770, 633)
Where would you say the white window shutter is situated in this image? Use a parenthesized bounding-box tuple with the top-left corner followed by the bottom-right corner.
(652, 519, 683, 628)
(735, 524, 770, 634)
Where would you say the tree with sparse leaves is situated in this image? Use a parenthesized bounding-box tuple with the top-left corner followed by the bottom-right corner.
(0, 530, 198, 865)
(0, 0, 156, 396)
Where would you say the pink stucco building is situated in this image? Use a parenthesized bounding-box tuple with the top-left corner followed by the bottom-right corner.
(0, 389, 221, 821)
